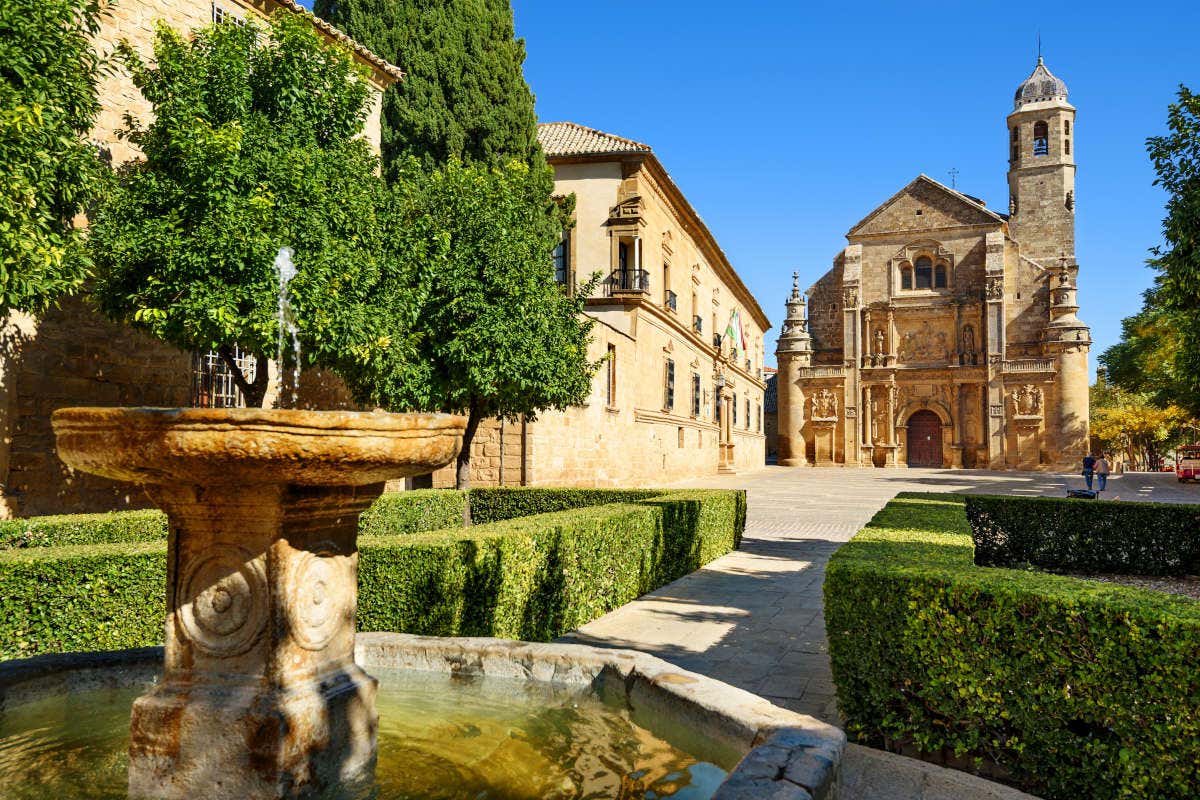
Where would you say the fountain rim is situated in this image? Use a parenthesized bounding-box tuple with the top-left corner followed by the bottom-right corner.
(51, 407, 467, 487)
(0, 634, 847, 800)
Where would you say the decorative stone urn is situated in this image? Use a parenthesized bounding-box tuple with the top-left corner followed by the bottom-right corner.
(51, 408, 465, 800)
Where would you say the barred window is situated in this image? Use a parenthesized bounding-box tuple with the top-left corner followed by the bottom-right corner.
(553, 230, 570, 285)
(691, 372, 701, 417)
(732, 392, 738, 426)
(191, 347, 254, 408)
(605, 344, 616, 407)
(663, 358, 675, 411)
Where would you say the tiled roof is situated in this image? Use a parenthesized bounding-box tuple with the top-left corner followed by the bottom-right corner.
(537, 122, 652, 158)
(274, 0, 404, 82)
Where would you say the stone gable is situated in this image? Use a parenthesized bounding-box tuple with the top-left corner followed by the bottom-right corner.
(848, 177, 1004, 238)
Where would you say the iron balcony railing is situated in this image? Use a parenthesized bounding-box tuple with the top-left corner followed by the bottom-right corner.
(604, 268, 650, 296)
(693, 315, 703, 333)
(664, 289, 678, 311)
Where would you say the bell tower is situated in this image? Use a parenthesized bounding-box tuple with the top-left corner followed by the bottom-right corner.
(775, 272, 813, 467)
(1006, 56, 1076, 263)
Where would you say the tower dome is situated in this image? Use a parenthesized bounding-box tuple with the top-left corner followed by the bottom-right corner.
(1014, 57, 1068, 109)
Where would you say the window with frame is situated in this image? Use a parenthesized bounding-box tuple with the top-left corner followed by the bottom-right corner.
(1033, 121, 1049, 156)
(605, 344, 617, 407)
(914, 256, 933, 289)
(757, 402, 762, 432)
(553, 230, 570, 285)
(663, 358, 675, 411)
(900, 262, 913, 290)
(934, 262, 948, 288)
(744, 397, 750, 429)
(191, 347, 254, 408)
(212, 3, 245, 25)
(732, 392, 738, 426)
(691, 372, 701, 417)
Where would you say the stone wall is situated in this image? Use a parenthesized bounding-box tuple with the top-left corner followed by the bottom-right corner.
(1, 298, 192, 517)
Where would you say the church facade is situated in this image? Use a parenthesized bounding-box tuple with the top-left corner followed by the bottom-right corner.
(776, 58, 1090, 470)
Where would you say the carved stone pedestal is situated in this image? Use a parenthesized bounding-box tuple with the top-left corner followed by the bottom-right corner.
(130, 483, 383, 799)
(50, 408, 466, 800)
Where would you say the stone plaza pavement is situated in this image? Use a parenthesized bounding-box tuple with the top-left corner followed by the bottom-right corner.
(559, 467, 1197, 799)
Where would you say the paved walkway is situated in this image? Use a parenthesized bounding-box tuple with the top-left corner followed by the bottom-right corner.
(559, 467, 1197, 799)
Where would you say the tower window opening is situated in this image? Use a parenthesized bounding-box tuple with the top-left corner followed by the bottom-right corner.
(934, 263, 948, 289)
(1064, 138, 1070, 155)
(1011, 126, 1019, 143)
(1064, 120, 1070, 135)
(1033, 121, 1049, 156)
(900, 263, 913, 290)
(914, 256, 933, 290)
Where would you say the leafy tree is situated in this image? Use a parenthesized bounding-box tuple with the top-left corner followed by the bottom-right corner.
(1099, 291, 1190, 411)
(337, 159, 598, 497)
(313, 0, 541, 172)
(0, 0, 107, 314)
(1090, 376, 1193, 470)
(88, 13, 388, 407)
(1144, 85, 1200, 416)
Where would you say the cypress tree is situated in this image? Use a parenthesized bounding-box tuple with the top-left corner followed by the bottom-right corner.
(314, 0, 541, 172)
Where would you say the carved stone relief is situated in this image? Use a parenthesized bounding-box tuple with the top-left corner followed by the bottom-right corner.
(985, 276, 1004, 301)
(811, 388, 839, 420)
(898, 321, 951, 364)
(1011, 384, 1043, 417)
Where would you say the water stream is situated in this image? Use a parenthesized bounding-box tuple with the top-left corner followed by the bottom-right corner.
(274, 246, 301, 409)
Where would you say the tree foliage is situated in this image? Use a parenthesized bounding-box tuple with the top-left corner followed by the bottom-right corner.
(337, 159, 598, 492)
(314, 0, 541, 173)
(1143, 85, 1200, 415)
(88, 13, 388, 406)
(0, 0, 107, 315)
(1090, 376, 1193, 470)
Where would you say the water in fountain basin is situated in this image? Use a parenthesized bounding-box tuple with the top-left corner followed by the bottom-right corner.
(0, 669, 734, 800)
(274, 246, 301, 408)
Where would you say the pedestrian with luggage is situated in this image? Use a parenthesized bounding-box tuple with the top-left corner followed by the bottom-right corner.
(1081, 452, 1096, 490)
(1096, 453, 1111, 492)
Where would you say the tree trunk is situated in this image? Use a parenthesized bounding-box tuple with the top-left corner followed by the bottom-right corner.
(218, 348, 271, 408)
(456, 401, 483, 525)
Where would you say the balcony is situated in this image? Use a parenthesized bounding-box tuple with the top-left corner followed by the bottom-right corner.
(603, 269, 650, 297)
(693, 315, 703, 334)
(713, 333, 723, 349)
(664, 289, 678, 312)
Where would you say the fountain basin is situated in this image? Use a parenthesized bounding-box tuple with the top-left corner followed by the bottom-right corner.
(52, 407, 465, 486)
(0, 634, 845, 800)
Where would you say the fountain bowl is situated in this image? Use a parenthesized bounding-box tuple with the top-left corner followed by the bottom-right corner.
(52, 407, 466, 486)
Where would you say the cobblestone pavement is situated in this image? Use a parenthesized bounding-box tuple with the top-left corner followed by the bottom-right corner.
(559, 467, 1197, 799)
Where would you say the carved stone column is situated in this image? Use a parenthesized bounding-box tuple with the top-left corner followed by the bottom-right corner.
(949, 383, 964, 468)
(130, 483, 382, 799)
(884, 384, 899, 466)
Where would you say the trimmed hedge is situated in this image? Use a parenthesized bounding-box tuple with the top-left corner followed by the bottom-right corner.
(0, 488, 671, 548)
(0, 509, 168, 550)
(826, 493, 1200, 800)
(0, 489, 744, 660)
(968, 494, 1200, 575)
(469, 487, 664, 524)
(358, 490, 467, 536)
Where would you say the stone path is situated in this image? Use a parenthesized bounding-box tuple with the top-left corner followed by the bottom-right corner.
(559, 467, 1197, 799)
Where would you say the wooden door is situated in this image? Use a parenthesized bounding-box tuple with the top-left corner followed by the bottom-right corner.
(907, 410, 942, 467)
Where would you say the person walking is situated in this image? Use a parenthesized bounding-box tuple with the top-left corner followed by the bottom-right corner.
(1081, 452, 1097, 490)
(1096, 453, 1111, 492)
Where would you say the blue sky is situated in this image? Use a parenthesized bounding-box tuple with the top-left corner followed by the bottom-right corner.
(508, 0, 1200, 377)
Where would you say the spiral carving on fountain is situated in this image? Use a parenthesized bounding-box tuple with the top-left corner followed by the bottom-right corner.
(178, 548, 268, 657)
(287, 545, 348, 652)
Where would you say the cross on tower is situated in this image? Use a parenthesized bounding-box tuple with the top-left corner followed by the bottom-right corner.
(948, 167, 959, 189)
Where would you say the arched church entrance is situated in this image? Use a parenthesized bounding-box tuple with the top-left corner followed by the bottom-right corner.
(906, 410, 942, 467)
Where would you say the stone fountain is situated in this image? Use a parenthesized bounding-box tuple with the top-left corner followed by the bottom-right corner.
(51, 407, 466, 799)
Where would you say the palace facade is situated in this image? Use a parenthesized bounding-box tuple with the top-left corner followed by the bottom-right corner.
(775, 58, 1090, 470)
(426, 123, 771, 487)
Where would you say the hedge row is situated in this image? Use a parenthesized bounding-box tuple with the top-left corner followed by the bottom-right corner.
(0, 489, 745, 659)
(1, 488, 669, 549)
(825, 493, 1200, 800)
(967, 494, 1200, 575)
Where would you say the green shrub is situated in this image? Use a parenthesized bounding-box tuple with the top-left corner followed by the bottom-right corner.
(0, 489, 744, 659)
(0, 510, 168, 550)
(967, 494, 1200, 575)
(468, 487, 664, 524)
(826, 493, 1200, 800)
(358, 490, 467, 536)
